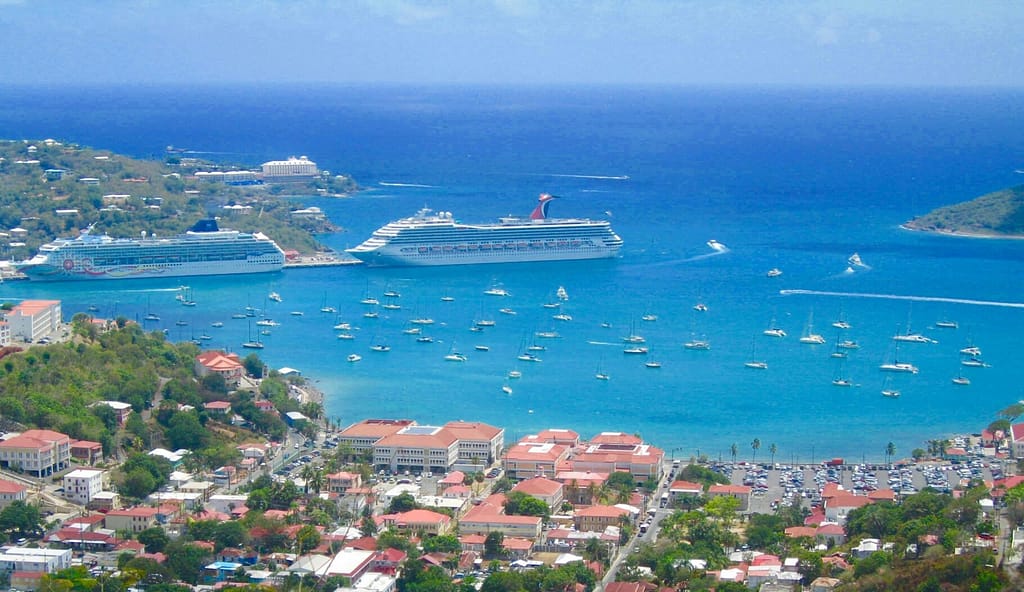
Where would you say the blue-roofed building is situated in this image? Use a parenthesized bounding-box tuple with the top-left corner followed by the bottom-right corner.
(204, 561, 242, 583)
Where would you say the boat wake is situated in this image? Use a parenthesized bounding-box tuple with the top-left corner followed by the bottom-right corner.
(545, 174, 630, 181)
(378, 182, 436, 188)
(781, 289, 1024, 309)
(587, 341, 618, 346)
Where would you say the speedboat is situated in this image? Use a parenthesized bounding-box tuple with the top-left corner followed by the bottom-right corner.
(507, 370, 522, 379)
(440, 295, 455, 302)
(517, 353, 542, 362)
(502, 385, 513, 394)
(766, 268, 782, 278)
(268, 292, 282, 302)
(623, 346, 648, 355)
(370, 344, 391, 352)
(347, 354, 361, 362)
(693, 303, 708, 312)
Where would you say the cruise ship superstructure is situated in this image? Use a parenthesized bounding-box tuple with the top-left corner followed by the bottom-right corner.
(17, 219, 286, 280)
(346, 194, 623, 266)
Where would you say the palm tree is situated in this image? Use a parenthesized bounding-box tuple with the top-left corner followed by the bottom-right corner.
(730, 443, 738, 463)
(769, 443, 777, 466)
(299, 464, 317, 495)
(885, 442, 896, 466)
(309, 468, 326, 495)
(751, 438, 761, 464)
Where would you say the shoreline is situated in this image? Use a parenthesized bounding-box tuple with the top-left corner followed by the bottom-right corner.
(900, 223, 1024, 240)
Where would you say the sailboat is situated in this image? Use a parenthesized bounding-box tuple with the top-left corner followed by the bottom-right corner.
(763, 316, 786, 338)
(952, 369, 971, 386)
(595, 360, 610, 380)
(179, 286, 197, 307)
(879, 344, 918, 374)
(830, 335, 848, 358)
(320, 293, 337, 314)
(444, 343, 468, 362)
(881, 376, 900, 398)
(798, 311, 825, 344)
(557, 286, 569, 301)
(745, 337, 768, 369)
(831, 360, 853, 387)
(241, 321, 264, 349)
(684, 335, 711, 350)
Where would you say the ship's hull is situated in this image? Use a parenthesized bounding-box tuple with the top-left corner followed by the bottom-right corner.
(348, 241, 620, 267)
(18, 257, 284, 281)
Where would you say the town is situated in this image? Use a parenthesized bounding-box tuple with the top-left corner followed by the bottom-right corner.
(0, 300, 1019, 591)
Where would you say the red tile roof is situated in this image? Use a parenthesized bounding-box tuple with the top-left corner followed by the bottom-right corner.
(0, 479, 27, 494)
(512, 476, 562, 496)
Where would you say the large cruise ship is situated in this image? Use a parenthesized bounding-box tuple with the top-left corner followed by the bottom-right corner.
(16, 219, 286, 280)
(346, 194, 623, 266)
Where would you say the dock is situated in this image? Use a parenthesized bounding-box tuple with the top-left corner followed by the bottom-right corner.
(284, 255, 363, 269)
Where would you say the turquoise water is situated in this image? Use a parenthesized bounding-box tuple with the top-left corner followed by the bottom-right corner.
(1, 85, 1023, 462)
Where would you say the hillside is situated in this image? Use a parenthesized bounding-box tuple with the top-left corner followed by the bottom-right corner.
(904, 185, 1024, 237)
(0, 139, 359, 256)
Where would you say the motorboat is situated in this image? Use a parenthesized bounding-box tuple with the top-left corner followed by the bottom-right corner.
(484, 287, 510, 297)
(268, 292, 282, 302)
(623, 346, 648, 355)
(553, 313, 572, 321)
(684, 340, 710, 350)
(337, 333, 355, 340)
(416, 336, 434, 343)
(507, 370, 522, 379)
(411, 318, 435, 325)
(641, 314, 657, 322)
(444, 352, 468, 362)
(766, 268, 782, 278)
(595, 372, 610, 380)
(370, 344, 391, 352)
(693, 303, 708, 312)
(644, 360, 662, 368)
(475, 345, 490, 352)
(402, 327, 422, 335)
(745, 361, 768, 369)
(502, 385, 513, 394)
(347, 354, 361, 362)
(517, 353, 542, 362)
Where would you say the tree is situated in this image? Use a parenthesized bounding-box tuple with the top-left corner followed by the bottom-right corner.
(387, 492, 419, 514)
(768, 443, 777, 466)
(480, 571, 523, 592)
(243, 353, 264, 378)
(705, 495, 740, 526)
(422, 534, 461, 554)
(751, 438, 761, 464)
(121, 468, 157, 499)
(295, 524, 321, 554)
(213, 520, 249, 551)
(163, 540, 210, 585)
(730, 443, 738, 463)
(138, 526, 170, 553)
(885, 441, 896, 465)
(167, 411, 207, 450)
(0, 501, 42, 538)
(484, 531, 504, 559)
(504, 491, 550, 521)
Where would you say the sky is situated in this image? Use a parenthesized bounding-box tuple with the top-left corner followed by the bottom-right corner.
(0, 0, 1021, 87)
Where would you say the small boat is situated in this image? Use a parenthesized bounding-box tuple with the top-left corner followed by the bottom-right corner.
(502, 385, 513, 394)
(640, 314, 657, 322)
(256, 319, 279, 327)
(231, 313, 247, 320)
(402, 327, 422, 335)
(416, 336, 434, 343)
(935, 320, 958, 329)
(290, 311, 304, 316)
(952, 372, 971, 385)
(745, 361, 768, 369)
(527, 344, 546, 352)
(542, 302, 561, 309)
(242, 340, 264, 349)
(766, 268, 782, 278)
(347, 354, 362, 362)
(535, 331, 560, 339)
(595, 372, 610, 380)
(199, 333, 213, 341)
(600, 322, 612, 328)
(763, 328, 786, 338)
(799, 334, 825, 344)
(475, 319, 496, 327)
(959, 345, 982, 357)
(683, 339, 710, 350)
(552, 313, 572, 322)
(961, 358, 989, 368)
(893, 333, 935, 344)
(381, 303, 401, 310)
(644, 360, 662, 368)
(360, 297, 380, 306)
(444, 352, 468, 362)
(706, 239, 726, 251)
(337, 333, 355, 340)
(334, 322, 352, 330)
(848, 252, 865, 267)
(484, 287, 510, 297)
(411, 318, 435, 325)
(507, 370, 522, 379)
(87, 305, 99, 312)
(557, 286, 569, 301)
(268, 292, 282, 303)
(260, 329, 272, 336)
(837, 340, 860, 350)
(175, 320, 188, 326)
(623, 346, 648, 355)
(832, 378, 853, 387)
(363, 311, 379, 319)
(383, 290, 401, 298)
(831, 320, 852, 330)
(881, 376, 900, 398)
(880, 346, 918, 374)
(499, 308, 517, 315)
(370, 344, 391, 352)
(144, 313, 161, 322)
(320, 306, 337, 314)
(693, 303, 708, 312)
(211, 321, 224, 328)
(440, 295, 455, 302)
(622, 334, 646, 344)
(517, 353, 542, 362)
(474, 345, 490, 351)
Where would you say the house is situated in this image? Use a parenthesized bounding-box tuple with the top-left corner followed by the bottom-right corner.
(327, 471, 363, 494)
(555, 471, 609, 505)
(573, 505, 630, 532)
(0, 429, 72, 476)
(104, 506, 159, 533)
(502, 537, 534, 560)
(668, 480, 704, 503)
(809, 577, 842, 592)
(204, 400, 232, 416)
(94, 401, 133, 425)
(63, 468, 106, 505)
(0, 479, 27, 509)
(707, 484, 752, 512)
(511, 476, 564, 509)
(459, 498, 543, 539)
(195, 351, 245, 386)
(70, 440, 103, 465)
(379, 509, 452, 536)
(824, 494, 874, 524)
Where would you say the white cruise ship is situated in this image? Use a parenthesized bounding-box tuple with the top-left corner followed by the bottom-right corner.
(17, 219, 286, 281)
(346, 194, 623, 266)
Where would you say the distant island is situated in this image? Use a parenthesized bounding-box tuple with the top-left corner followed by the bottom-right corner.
(0, 139, 359, 257)
(904, 184, 1024, 238)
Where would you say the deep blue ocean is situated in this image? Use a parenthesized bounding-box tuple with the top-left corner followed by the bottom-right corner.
(1, 84, 1023, 463)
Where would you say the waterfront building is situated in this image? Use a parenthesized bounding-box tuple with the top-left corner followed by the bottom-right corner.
(443, 421, 505, 470)
(0, 429, 71, 477)
(568, 440, 664, 485)
(3, 299, 61, 343)
(261, 156, 318, 182)
(502, 441, 571, 480)
(337, 419, 416, 455)
(373, 426, 459, 475)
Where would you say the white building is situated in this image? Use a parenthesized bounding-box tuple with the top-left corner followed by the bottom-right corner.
(4, 300, 62, 343)
(0, 429, 72, 477)
(0, 479, 27, 509)
(261, 156, 318, 180)
(63, 468, 106, 505)
(0, 547, 72, 574)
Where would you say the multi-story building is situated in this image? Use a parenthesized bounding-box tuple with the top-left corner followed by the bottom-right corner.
(0, 479, 27, 509)
(443, 421, 504, 470)
(327, 471, 362, 495)
(3, 299, 61, 343)
(573, 504, 631, 533)
(511, 476, 564, 510)
(261, 156, 318, 181)
(502, 441, 571, 480)
(373, 426, 459, 474)
(195, 351, 245, 387)
(338, 419, 416, 456)
(569, 439, 664, 485)
(0, 429, 71, 477)
(63, 468, 106, 506)
(103, 506, 159, 533)
(0, 547, 72, 574)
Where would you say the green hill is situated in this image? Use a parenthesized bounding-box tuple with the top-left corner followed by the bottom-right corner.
(904, 185, 1024, 237)
(0, 139, 358, 256)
